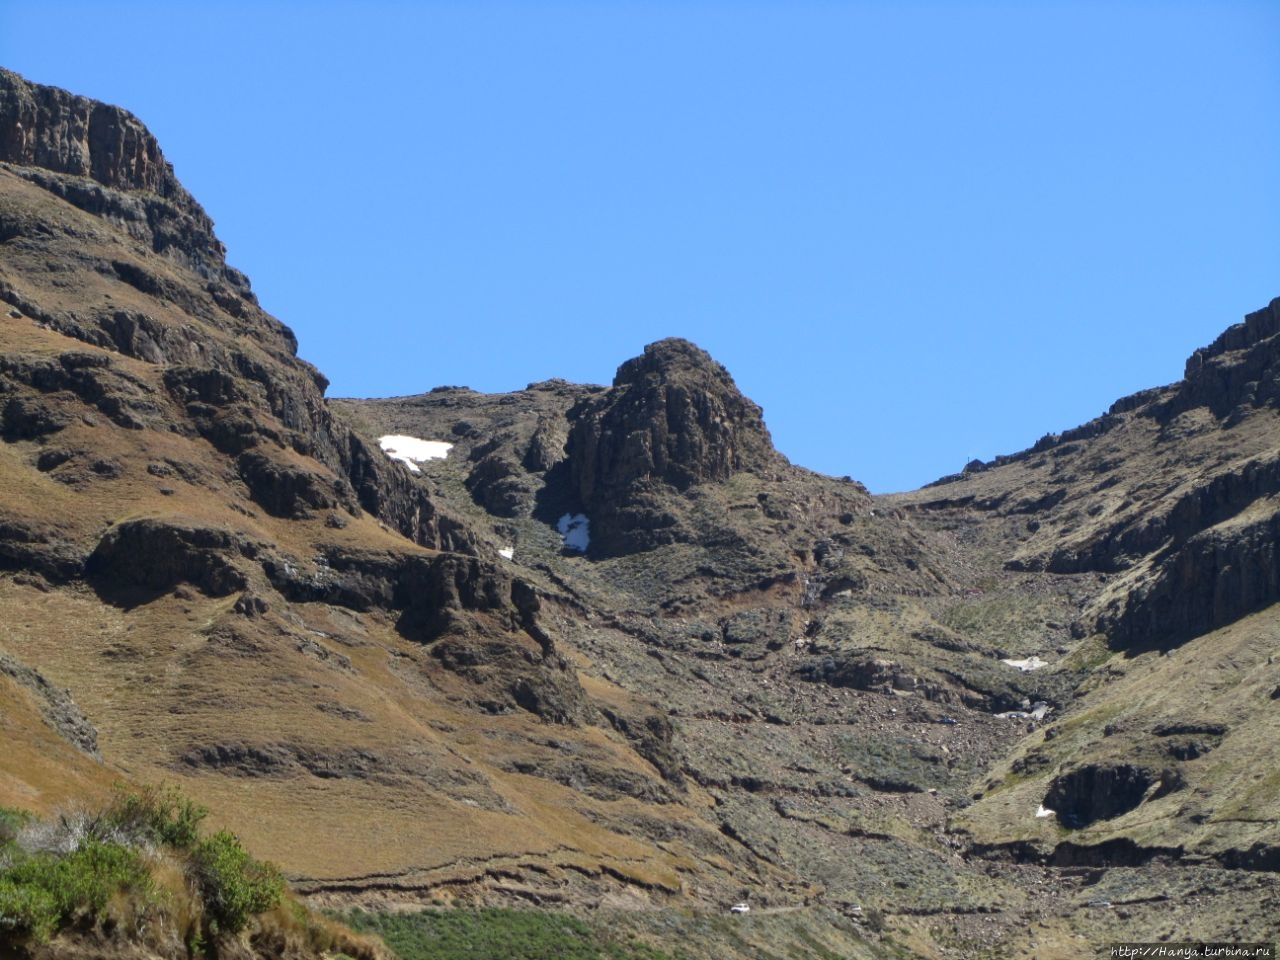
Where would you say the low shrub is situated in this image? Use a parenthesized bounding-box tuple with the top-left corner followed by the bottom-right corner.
(0, 786, 294, 950)
(192, 829, 285, 935)
(0, 807, 32, 841)
(0, 876, 59, 943)
(0, 839, 153, 942)
(105, 782, 208, 850)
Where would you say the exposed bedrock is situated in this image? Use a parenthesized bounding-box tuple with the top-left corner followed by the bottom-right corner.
(1102, 510, 1280, 650)
(1174, 296, 1280, 419)
(263, 546, 589, 723)
(0, 67, 242, 285)
(564, 338, 781, 554)
(0, 652, 100, 756)
(1043, 762, 1180, 828)
(85, 517, 253, 601)
(568, 338, 776, 499)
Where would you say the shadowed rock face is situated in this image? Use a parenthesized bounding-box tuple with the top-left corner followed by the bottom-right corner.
(1175, 297, 1280, 419)
(0, 67, 238, 287)
(1043, 763, 1181, 828)
(563, 338, 784, 554)
(85, 518, 253, 601)
(0, 68, 173, 195)
(568, 338, 778, 503)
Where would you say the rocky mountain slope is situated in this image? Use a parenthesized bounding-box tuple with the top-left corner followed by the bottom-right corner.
(1, 69, 1277, 957)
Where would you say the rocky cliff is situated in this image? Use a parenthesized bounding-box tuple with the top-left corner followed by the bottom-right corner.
(567, 337, 778, 496)
(557, 337, 783, 555)
(0, 69, 481, 560)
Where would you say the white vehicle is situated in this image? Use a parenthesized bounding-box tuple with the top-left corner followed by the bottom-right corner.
(730, 902, 751, 914)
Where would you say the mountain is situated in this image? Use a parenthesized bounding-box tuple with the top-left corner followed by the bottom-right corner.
(1, 68, 1277, 957)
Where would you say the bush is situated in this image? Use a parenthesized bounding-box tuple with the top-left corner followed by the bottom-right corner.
(0, 807, 32, 842)
(0, 788, 335, 952)
(0, 876, 59, 942)
(0, 839, 153, 942)
(104, 783, 207, 850)
(192, 829, 284, 935)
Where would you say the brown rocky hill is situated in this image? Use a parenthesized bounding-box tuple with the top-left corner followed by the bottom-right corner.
(895, 298, 1280, 874)
(1, 69, 1277, 957)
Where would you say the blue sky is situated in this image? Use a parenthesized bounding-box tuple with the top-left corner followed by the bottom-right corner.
(3, 2, 1277, 492)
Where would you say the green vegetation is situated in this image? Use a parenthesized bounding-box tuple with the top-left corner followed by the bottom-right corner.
(108, 782, 207, 850)
(0, 806, 32, 841)
(0, 838, 153, 942)
(191, 828, 285, 935)
(0, 785, 284, 948)
(343, 907, 679, 960)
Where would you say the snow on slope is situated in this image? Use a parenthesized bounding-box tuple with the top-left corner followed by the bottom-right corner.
(379, 435, 453, 473)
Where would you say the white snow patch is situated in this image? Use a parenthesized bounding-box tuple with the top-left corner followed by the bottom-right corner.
(498, 546, 515, 560)
(1001, 655, 1048, 672)
(1035, 805, 1056, 819)
(378, 435, 453, 472)
(557, 513, 590, 552)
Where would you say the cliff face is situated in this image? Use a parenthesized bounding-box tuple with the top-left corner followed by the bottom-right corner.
(1178, 296, 1280, 418)
(0, 68, 175, 195)
(0, 68, 481, 558)
(0, 68, 236, 286)
(567, 337, 779, 500)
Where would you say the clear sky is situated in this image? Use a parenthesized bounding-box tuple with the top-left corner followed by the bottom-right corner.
(3, 2, 1277, 492)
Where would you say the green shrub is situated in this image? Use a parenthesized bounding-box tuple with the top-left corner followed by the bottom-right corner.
(0, 790, 293, 947)
(0, 876, 59, 942)
(0, 840, 153, 942)
(192, 830, 284, 935)
(0, 807, 32, 842)
(105, 783, 207, 850)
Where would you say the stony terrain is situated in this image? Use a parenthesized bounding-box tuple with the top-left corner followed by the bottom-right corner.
(1, 69, 1277, 957)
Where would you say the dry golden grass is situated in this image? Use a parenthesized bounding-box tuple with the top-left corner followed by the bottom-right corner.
(0, 567, 725, 898)
(0, 674, 115, 813)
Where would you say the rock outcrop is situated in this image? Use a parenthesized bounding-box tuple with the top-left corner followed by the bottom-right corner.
(563, 338, 782, 554)
(1174, 296, 1280, 419)
(0, 652, 100, 756)
(86, 517, 253, 601)
(0, 67, 241, 287)
(0, 69, 481, 560)
(568, 338, 777, 501)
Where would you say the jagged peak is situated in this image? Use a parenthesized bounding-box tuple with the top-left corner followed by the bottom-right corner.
(612, 337, 735, 388)
(565, 339, 782, 551)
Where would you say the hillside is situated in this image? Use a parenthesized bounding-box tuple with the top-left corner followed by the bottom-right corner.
(1, 68, 1277, 957)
